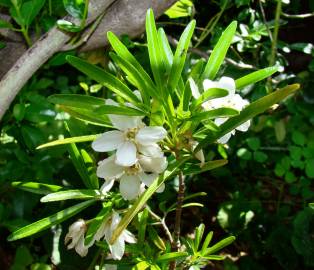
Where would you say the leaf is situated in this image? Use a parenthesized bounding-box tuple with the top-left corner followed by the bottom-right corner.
(66, 56, 141, 106)
(58, 105, 111, 126)
(148, 226, 166, 250)
(167, 20, 196, 92)
(196, 84, 300, 151)
(146, 9, 164, 91)
(63, 0, 85, 18)
(201, 231, 214, 254)
(48, 94, 105, 109)
(156, 252, 188, 262)
(235, 66, 278, 89)
(95, 104, 146, 116)
(189, 108, 239, 121)
(183, 159, 228, 175)
(0, 18, 13, 29)
(110, 158, 188, 244)
(7, 200, 95, 241)
(165, 0, 193, 18)
(57, 19, 81, 32)
(203, 236, 236, 255)
(201, 21, 237, 81)
(36, 134, 99, 149)
(80, 149, 99, 189)
(195, 223, 205, 250)
(67, 142, 95, 189)
(192, 88, 229, 108)
(40, 189, 101, 202)
(11, 0, 45, 27)
(109, 53, 151, 104)
(12, 182, 63, 195)
(157, 28, 174, 70)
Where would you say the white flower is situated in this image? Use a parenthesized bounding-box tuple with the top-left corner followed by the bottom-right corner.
(92, 100, 167, 167)
(93, 211, 136, 260)
(194, 77, 251, 144)
(190, 140, 205, 167)
(65, 219, 90, 257)
(97, 154, 167, 200)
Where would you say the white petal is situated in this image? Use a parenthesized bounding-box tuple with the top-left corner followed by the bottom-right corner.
(122, 230, 137, 244)
(100, 179, 115, 193)
(139, 172, 158, 187)
(91, 131, 124, 152)
(110, 236, 125, 260)
(110, 211, 121, 231)
(116, 141, 137, 166)
(236, 120, 251, 132)
(97, 156, 124, 180)
(218, 76, 236, 96)
(119, 175, 141, 200)
(135, 126, 167, 145)
(104, 265, 117, 270)
(75, 235, 89, 257)
(217, 132, 233, 144)
(139, 155, 168, 173)
(203, 79, 218, 91)
(106, 100, 143, 131)
(195, 149, 205, 166)
(137, 143, 163, 157)
(214, 117, 227, 127)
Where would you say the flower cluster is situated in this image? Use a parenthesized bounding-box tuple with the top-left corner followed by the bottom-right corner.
(193, 77, 250, 144)
(65, 211, 136, 259)
(92, 98, 168, 200)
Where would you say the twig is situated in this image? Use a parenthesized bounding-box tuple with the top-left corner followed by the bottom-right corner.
(269, 0, 282, 67)
(167, 35, 256, 70)
(147, 207, 174, 244)
(169, 171, 185, 270)
(258, 0, 273, 42)
(281, 11, 314, 19)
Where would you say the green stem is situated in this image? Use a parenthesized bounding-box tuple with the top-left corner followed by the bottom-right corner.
(21, 27, 32, 47)
(81, 0, 90, 28)
(269, 0, 282, 67)
(194, 0, 228, 48)
(48, 0, 52, 16)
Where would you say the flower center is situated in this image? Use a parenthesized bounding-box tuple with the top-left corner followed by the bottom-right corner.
(125, 128, 138, 141)
(125, 163, 141, 175)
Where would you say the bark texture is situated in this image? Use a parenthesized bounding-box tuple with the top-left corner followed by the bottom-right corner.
(0, 0, 177, 121)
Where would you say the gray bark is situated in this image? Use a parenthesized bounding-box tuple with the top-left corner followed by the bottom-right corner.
(0, 0, 177, 121)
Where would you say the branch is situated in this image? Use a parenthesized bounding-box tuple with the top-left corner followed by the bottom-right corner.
(0, 0, 117, 121)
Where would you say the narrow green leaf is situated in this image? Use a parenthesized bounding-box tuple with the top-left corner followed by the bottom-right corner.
(156, 252, 188, 263)
(80, 149, 99, 189)
(7, 200, 95, 241)
(148, 226, 166, 250)
(85, 202, 112, 245)
(146, 9, 164, 90)
(192, 88, 229, 108)
(12, 182, 63, 195)
(109, 53, 154, 104)
(36, 134, 99, 149)
(40, 189, 101, 202)
(189, 108, 239, 121)
(235, 66, 278, 89)
(168, 20, 196, 92)
(195, 223, 205, 250)
(48, 94, 105, 108)
(67, 142, 93, 189)
(203, 236, 236, 255)
(201, 21, 237, 81)
(138, 209, 149, 244)
(107, 31, 156, 90)
(201, 231, 214, 254)
(0, 18, 13, 29)
(58, 105, 111, 126)
(203, 255, 225, 260)
(66, 56, 141, 105)
(157, 28, 173, 70)
(196, 84, 300, 151)
(110, 158, 188, 244)
(183, 159, 228, 175)
(95, 104, 146, 116)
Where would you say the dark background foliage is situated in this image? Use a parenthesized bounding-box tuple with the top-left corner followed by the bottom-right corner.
(0, 0, 314, 269)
